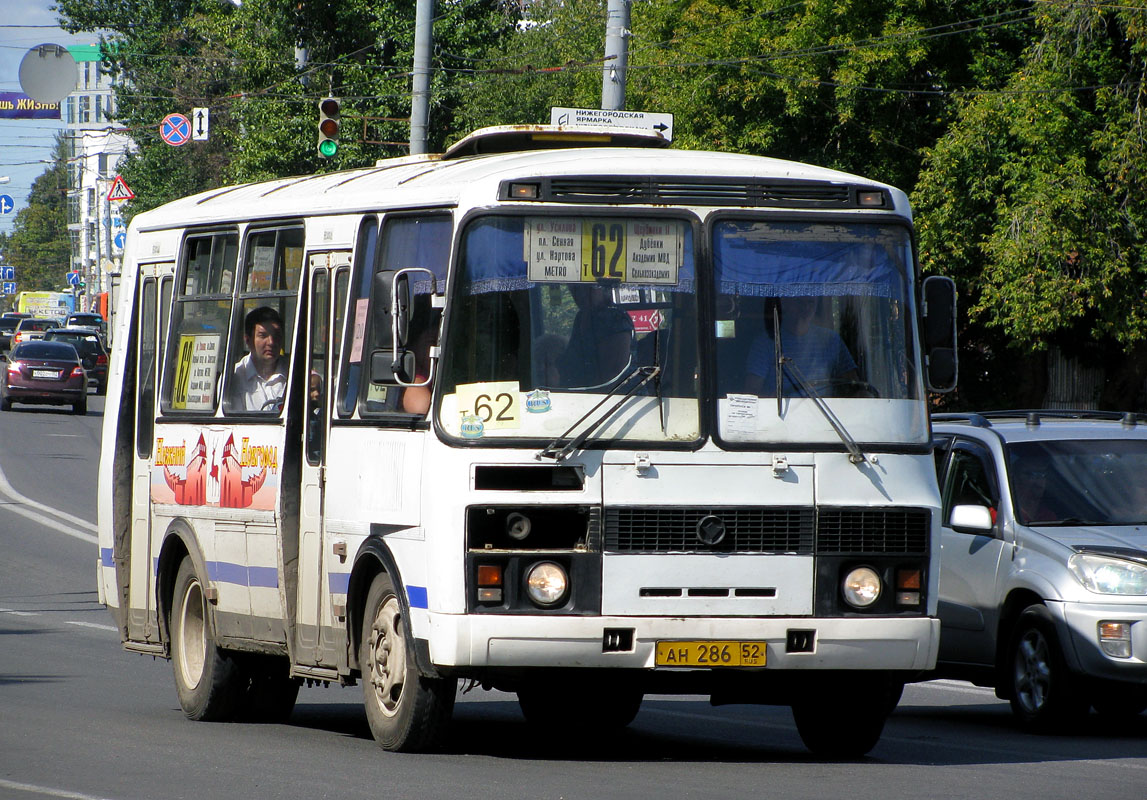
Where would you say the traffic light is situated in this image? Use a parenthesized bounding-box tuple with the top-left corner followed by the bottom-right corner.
(317, 97, 340, 157)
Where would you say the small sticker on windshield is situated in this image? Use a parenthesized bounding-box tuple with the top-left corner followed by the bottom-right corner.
(460, 413, 485, 439)
(525, 388, 552, 414)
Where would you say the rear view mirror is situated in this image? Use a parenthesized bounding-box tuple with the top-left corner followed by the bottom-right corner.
(921, 276, 957, 393)
(949, 504, 994, 534)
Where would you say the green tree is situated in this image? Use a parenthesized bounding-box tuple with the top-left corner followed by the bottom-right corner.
(56, 0, 515, 217)
(914, 1, 1147, 409)
(0, 136, 71, 299)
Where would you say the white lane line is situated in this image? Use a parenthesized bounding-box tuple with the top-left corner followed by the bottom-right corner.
(66, 620, 118, 632)
(0, 778, 119, 800)
(0, 455, 97, 534)
(0, 608, 39, 616)
(0, 498, 97, 544)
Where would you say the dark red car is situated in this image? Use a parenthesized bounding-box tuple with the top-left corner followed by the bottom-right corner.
(2, 340, 88, 414)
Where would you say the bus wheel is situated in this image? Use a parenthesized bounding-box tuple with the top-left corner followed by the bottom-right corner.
(1008, 605, 1088, 730)
(169, 557, 243, 721)
(360, 572, 455, 751)
(791, 676, 892, 758)
(518, 682, 643, 732)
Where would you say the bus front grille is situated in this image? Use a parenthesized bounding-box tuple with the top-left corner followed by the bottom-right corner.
(604, 507, 814, 554)
(604, 507, 929, 555)
(815, 508, 930, 554)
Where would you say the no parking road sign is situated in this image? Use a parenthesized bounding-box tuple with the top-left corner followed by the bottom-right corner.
(160, 112, 192, 147)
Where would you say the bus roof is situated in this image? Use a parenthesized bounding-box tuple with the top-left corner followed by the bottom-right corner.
(129, 129, 908, 233)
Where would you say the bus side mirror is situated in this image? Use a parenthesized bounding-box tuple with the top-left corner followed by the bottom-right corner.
(921, 275, 957, 393)
(370, 348, 416, 384)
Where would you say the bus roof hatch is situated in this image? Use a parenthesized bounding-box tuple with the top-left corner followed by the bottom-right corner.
(442, 124, 671, 160)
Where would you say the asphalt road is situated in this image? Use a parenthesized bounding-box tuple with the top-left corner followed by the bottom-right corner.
(1, 396, 1144, 800)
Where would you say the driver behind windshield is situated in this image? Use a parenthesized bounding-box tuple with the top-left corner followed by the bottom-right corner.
(744, 295, 858, 396)
(553, 283, 634, 388)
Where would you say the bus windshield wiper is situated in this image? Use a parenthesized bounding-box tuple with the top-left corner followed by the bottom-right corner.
(772, 308, 870, 465)
(537, 365, 661, 461)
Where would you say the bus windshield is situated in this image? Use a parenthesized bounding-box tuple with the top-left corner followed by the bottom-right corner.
(711, 219, 923, 445)
(439, 214, 700, 444)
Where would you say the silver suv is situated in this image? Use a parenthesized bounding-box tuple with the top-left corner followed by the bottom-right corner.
(929, 411, 1147, 730)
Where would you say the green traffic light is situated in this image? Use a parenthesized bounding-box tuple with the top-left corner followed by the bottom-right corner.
(318, 139, 338, 158)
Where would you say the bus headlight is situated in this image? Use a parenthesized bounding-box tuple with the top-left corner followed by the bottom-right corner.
(842, 566, 882, 609)
(525, 562, 568, 607)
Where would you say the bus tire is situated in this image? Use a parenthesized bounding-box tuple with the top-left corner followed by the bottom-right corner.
(791, 676, 892, 758)
(360, 572, 455, 752)
(170, 557, 243, 721)
(1007, 605, 1089, 730)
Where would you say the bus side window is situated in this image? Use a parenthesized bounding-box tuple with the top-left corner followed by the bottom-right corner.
(359, 214, 450, 418)
(161, 232, 237, 414)
(223, 226, 302, 416)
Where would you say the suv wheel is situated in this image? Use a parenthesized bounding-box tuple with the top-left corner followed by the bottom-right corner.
(1008, 604, 1088, 730)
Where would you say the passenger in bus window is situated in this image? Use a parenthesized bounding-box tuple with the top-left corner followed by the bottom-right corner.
(744, 296, 857, 396)
(231, 305, 287, 412)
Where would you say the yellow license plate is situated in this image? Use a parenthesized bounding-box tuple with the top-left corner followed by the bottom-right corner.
(655, 641, 767, 667)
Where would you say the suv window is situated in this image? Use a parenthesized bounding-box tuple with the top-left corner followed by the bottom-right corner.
(941, 440, 999, 527)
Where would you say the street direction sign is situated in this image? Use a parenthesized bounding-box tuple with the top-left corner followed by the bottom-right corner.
(1, 282, 16, 295)
(66, 271, 81, 286)
(192, 107, 209, 141)
(160, 112, 192, 146)
(113, 231, 127, 250)
(0, 195, 13, 214)
(0, 266, 14, 281)
(550, 107, 673, 139)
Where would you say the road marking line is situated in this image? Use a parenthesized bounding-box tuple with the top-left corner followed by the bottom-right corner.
(0, 777, 119, 800)
(0, 457, 97, 533)
(0, 608, 39, 616)
(66, 620, 118, 632)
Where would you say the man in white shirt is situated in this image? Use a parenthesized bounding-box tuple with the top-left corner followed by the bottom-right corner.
(231, 306, 287, 412)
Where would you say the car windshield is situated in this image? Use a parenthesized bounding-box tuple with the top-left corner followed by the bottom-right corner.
(439, 214, 699, 445)
(1007, 439, 1147, 526)
(14, 342, 77, 360)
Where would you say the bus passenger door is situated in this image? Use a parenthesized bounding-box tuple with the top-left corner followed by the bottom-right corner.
(296, 254, 347, 665)
(129, 266, 172, 641)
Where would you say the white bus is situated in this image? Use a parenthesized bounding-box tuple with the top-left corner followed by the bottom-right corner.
(97, 125, 957, 756)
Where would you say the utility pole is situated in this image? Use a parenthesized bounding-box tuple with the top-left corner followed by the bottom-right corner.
(409, 0, 433, 154)
(601, 0, 631, 111)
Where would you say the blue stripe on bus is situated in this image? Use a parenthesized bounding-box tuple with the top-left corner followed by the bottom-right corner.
(100, 548, 114, 568)
(206, 561, 280, 589)
(407, 585, 428, 609)
(328, 572, 350, 594)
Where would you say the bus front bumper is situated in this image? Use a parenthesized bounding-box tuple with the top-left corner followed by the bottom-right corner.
(423, 613, 940, 672)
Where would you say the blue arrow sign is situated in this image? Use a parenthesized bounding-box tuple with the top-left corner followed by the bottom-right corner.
(0, 266, 14, 281)
(113, 231, 127, 250)
(66, 271, 81, 286)
(1, 282, 16, 295)
(0, 195, 13, 214)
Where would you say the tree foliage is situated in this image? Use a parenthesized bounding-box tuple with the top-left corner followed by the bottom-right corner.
(914, 1, 1147, 407)
(0, 135, 72, 302)
(42, 0, 1147, 408)
(56, 0, 516, 218)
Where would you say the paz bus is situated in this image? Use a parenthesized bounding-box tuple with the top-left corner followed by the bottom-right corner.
(96, 124, 957, 756)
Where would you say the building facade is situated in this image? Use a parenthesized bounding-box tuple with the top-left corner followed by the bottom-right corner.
(64, 44, 131, 313)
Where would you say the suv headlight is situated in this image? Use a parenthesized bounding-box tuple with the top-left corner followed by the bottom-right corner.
(1068, 553, 1147, 595)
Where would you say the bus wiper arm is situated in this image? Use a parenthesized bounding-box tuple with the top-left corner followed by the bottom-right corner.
(779, 356, 871, 466)
(537, 365, 661, 461)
